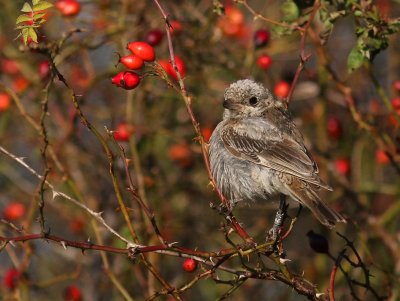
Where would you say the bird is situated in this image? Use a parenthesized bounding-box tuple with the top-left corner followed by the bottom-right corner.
(208, 79, 346, 228)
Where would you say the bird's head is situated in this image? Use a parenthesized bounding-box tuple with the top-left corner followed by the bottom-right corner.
(222, 79, 284, 119)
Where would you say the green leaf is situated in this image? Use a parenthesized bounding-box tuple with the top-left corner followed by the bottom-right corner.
(281, 0, 299, 22)
(329, 10, 346, 21)
(32, 0, 40, 5)
(16, 24, 37, 29)
(16, 14, 32, 24)
(33, 12, 46, 20)
(272, 24, 293, 36)
(28, 27, 38, 43)
(213, 0, 224, 16)
(20, 2, 32, 12)
(22, 27, 29, 44)
(347, 46, 364, 72)
(33, 1, 53, 11)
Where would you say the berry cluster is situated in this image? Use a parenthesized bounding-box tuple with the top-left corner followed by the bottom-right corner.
(111, 41, 155, 90)
(254, 29, 272, 71)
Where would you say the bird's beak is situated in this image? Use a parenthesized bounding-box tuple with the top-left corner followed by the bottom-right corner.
(223, 98, 234, 109)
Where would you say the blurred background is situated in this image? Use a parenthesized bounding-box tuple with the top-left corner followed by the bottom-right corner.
(0, 0, 399, 300)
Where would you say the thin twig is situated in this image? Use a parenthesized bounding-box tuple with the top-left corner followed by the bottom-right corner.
(286, 0, 321, 103)
(0, 145, 136, 247)
(152, 0, 253, 243)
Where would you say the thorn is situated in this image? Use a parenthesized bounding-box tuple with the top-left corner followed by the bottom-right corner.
(209, 257, 215, 265)
(167, 241, 179, 247)
(127, 242, 140, 249)
(316, 293, 325, 297)
(279, 258, 291, 264)
(95, 211, 103, 217)
(9, 240, 16, 247)
(87, 237, 91, 243)
(52, 190, 60, 200)
(60, 241, 67, 250)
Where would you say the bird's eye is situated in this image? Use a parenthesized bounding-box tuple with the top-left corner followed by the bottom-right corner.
(249, 96, 258, 106)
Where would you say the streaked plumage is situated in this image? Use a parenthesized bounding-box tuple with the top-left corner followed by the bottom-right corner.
(209, 79, 345, 228)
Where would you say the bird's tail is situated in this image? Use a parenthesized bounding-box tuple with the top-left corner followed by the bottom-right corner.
(286, 179, 346, 228)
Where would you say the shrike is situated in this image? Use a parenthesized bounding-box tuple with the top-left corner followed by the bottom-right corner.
(209, 79, 345, 228)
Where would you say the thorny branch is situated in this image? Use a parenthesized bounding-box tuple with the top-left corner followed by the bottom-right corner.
(152, 0, 253, 244)
(1, 1, 397, 300)
(0, 145, 135, 247)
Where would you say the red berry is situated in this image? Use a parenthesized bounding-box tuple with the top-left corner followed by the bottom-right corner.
(3, 201, 26, 221)
(169, 20, 183, 35)
(1, 59, 20, 75)
(224, 6, 244, 25)
(69, 218, 85, 234)
(256, 54, 272, 70)
(111, 72, 124, 85)
(0, 93, 11, 112)
(13, 77, 29, 93)
(56, 0, 81, 17)
(392, 80, 400, 92)
(169, 56, 186, 80)
(113, 122, 132, 142)
(123, 72, 141, 89)
(182, 258, 197, 273)
(369, 99, 381, 115)
(168, 142, 192, 168)
(64, 285, 82, 301)
(388, 113, 399, 127)
(201, 127, 213, 142)
(159, 57, 186, 81)
(39, 61, 50, 79)
(3, 268, 20, 290)
(127, 41, 155, 62)
(391, 97, 400, 112)
(327, 116, 342, 139)
(119, 54, 143, 70)
(274, 81, 290, 98)
(145, 29, 163, 46)
(375, 149, 390, 165)
(254, 29, 270, 48)
(335, 158, 350, 176)
(111, 71, 141, 90)
(217, 6, 245, 38)
(158, 59, 171, 74)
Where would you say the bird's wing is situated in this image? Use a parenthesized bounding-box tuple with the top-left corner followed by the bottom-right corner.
(221, 118, 331, 190)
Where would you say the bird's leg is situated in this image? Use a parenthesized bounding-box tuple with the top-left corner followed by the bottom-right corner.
(268, 194, 289, 241)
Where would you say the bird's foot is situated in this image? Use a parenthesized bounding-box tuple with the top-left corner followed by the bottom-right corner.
(267, 195, 289, 242)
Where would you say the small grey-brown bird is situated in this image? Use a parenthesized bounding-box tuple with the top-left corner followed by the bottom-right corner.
(209, 79, 345, 228)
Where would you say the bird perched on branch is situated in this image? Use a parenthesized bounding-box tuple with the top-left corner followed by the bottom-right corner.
(209, 79, 346, 228)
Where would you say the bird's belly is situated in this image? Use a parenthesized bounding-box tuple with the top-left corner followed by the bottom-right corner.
(210, 146, 278, 205)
